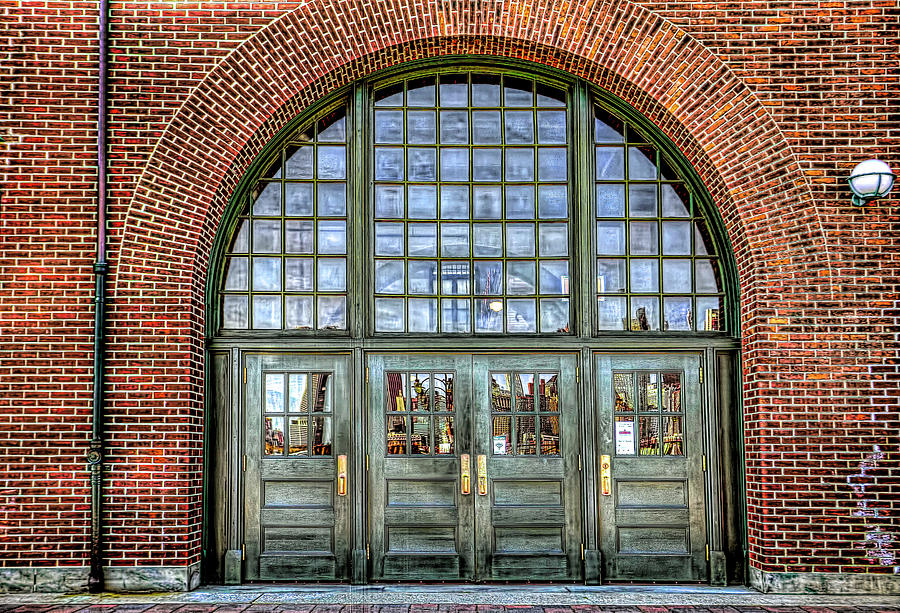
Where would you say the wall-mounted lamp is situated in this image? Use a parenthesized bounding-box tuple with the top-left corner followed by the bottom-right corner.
(847, 159, 895, 207)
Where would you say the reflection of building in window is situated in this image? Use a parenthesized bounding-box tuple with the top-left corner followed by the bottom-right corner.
(490, 375, 511, 411)
(265, 417, 284, 455)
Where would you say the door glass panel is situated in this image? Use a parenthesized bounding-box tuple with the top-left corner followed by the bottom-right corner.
(310, 415, 332, 455)
(411, 416, 431, 454)
(491, 373, 512, 412)
(311, 373, 331, 412)
(434, 415, 455, 454)
(265, 416, 285, 455)
(515, 374, 535, 411)
(615, 370, 686, 457)
(411, 374, 430, 411)
(288, 374, 308, 412)
(516, 416, 537, 455)
(266, 374, 285, 413)
(613, 373, 633, 412)
(540, 415, 561, 455)
(384, 370, 457, 456)
(639, 415, 659, 455)
(662, 416, 683, 456)
(433, 373, 453, 410)
(539, 373, 559, 412)
(288, 416, 308, 455)
(614, 415, 636, 455)
(662, 373, 681, 412)
(637, 373, 658, 411)
(492, 416, 512, 455)
(387, 415, 407, 454)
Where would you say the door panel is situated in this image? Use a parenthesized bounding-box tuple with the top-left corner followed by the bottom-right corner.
(244, 353, 351, 580)
(367, 354, 474, 580)
(595, 353, 706, 582)
(473, 354, 583, 581)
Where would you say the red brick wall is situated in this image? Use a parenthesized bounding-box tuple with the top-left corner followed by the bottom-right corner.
(1, 0, 897, 576)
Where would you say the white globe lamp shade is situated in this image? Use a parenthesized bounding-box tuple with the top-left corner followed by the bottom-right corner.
(848, 159, 895, 206)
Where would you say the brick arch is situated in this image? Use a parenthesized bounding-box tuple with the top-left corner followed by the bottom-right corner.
(108, 0, 826, 564)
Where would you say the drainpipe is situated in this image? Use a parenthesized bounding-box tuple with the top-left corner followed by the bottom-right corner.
(88, 0, 109, 593)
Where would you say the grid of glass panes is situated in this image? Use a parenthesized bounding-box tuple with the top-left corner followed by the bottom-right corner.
(221, 108, 349, 331)
(489, 371, 560, 456)
(372, 74, 572, 334)
(595, 107, 724, 332)
(385, 371, 455, 456)
(612, 371, 683, 456)
(264, 371, 333, 456)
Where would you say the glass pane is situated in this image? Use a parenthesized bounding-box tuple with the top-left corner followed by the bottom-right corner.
(222, 295, 248, 329)
(411, 373, 430, 411)
(596, 184, 625, 217)
(694, 222, 714, 255)
(288, 416, 308, 455)
(507, 299, 536, 333)
(506, 223, 535, 257)
(506, 261, 536, 295)
(491, 416, 512, 455)
(434, 415, 454, 454)
(472, 75, 501, 106)
(538, 148, 567, 181)
(537, 110, 566, 144)
(663, 259, 691, 293)
(697, 296, 722, 331)
(252, 257, 281, 292)
(374, 84, 403, 106)
(662, 183, 691, 217)
(407, 110, 436, 144)
(375, 110, 404, 143)
(538, 184, 567, 218)
(285, 145, 313, 178)
(440, 110, 468, 144)
(662, 373, 681, 412)
(504, 110, 534, 144)
(253, 219, 282, 253)
(629, 184, 657, 217)
(539, 261, 569, 294)
(504, 77, 533, 106)
(433, 373, 454, 411)
(317, 258, 346, 292)
(637, 373, 659, 412)
(386, 415, 407, 455)
(318, 114, 345, 142)
(539, 374, 559, 412)
(224, 257, 249, 291)
(440, 148, 469, 181)
(410, 416, 430, 454)
(441, 298, 470, 333)
(474, 260, 503, 295)
(375, 222, 405, 256)
(252, 295, 281, 329)
(536, 84, 566, 107)
(472, 111, 501, 144)
(407, 77, 436, 106)
(506, 186, 535, 219)
(475, 298, 504, 333)
(387, 372, 407, 411)
(230, 220, 249, 252)
(408, 298, 438, 332)
(375, 147, 404, 181)
(597, 258, 626, 294)
(440, 185, 469, 219)
(375, 298, 405, 332)
(630, 221, 658, 255)
(317, 220, 346, 254)
(490, 373, 512, 412)
(595, 109, 625, 143)
(265, 416, 285, 455)
(317, 183, 346, 216)
(597, 296, 626, 331)
(317, 146, 345, 179)
(408, 261, 437, 294)
(505, 149, 534, 181)
(252, 182, 281, 215)
(629, 259, 659, 293)
(285, 257, 313, 291)
(288, 374, 308, 413)
(375, 260, 404, 293)
(516, 374, 535, 412)
(408, 223, 437, 256)
(540, 298, 569, 333)
(408, 148, 437, 181)
(695, 260, 720, 293)
(440, 222, 469, 257)
(441, 261, 470, 295)
(663, 297, 692, 331)
(285, 220, 313, 254)
(473, 223, 502, 256)
(440, 77, 468, 107)
(662, 221, 691, 255)
(317, 296, 346, 330)
(472, 149, 502, 182)
(540, 415, 560, 455)
(265, 373, 284, 413)
(285, 295, 313, 329)
(613, 373, 634, 412)
(628, 146, 657, 180)
(473, 185, 502, 218)
(596, 147, 624, 180)
(375, 185, 404, 219)
(663, 416, 684, 456)
(615, 415, 636, 455)
(630, 296, 659, 331)
(516, 416, 537, 454)
(639, 416, 659, 455)
(285, 182, 314, 216)
(408, 185, 437, 218)
(596, 221, 625, 255)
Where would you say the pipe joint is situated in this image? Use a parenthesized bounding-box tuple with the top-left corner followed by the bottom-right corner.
(93, 262, 109, 275)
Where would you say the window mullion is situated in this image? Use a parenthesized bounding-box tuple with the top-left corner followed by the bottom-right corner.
(571, 81, 595, 339)
(349, 82, 369, 338)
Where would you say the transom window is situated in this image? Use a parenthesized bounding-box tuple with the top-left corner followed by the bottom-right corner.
(215, 66, 728, 336)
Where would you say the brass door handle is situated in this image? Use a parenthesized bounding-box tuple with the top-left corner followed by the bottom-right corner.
(477, 454, 487, 496)
(460, 454, 471, 495)
(337, 454, 347, 497)
(600, 454, 611, 496)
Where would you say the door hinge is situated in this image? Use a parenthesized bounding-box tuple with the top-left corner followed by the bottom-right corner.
(581, 543, 585, 561)
(702, 454, 707, 472)
(242, 455, 247, 472)
(243, 367, 247, 384)
(241, 543, 245, 561)
(365, 367, 369, 384)
(699, 366, 703, 383)
(578, 454, 582, 471)
(365, 454, 369, 471)
(366, 543, 370, 560)
(705, 543, 709, 561)
(575, 365, 580, 383)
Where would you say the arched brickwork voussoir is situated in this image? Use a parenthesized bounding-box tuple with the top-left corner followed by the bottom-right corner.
(109, 0, 827, 564)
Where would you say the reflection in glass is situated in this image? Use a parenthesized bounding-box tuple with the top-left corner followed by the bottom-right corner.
(539, 373, 559, 412)
(506, 261, 536, 295)
(597, 258, 626, 294)
(223, 295, 249, 329)
(317, 220, 346, 254)
(595, 110, 625, 143)
(662, 372, 681, 412)
(387, 372, 407, 411)
(386, 415, 407, 454)
(505, 149, 534, 181)
(285, 220, 313, 254)
(504, 110, 534, 144)
(472, 111, 501, 144)
(697, 296, 722, 331)
(596, 147, 624, 180)
(629, 184, 657, 217)
(316, 146, 346, 179)
(628, 146, 657, 180)
(695, 260, 719, 293)
(663, 259, 691, 294)
(311, 372, 331, 412)
(490, 373, 512, 412)
(613, 373, 633, 412)
(253, 219, 282, 253)
(285, 295, 313, 329)
(375, 298, 405, 332)
(375, 184, 404, 218)
(317, 296, 346, 329)
(473, 224, 502, 256)
(631, 297, 659, 331)
(407, 77, 435, 106)
(475, 298, 503, 332)
(597, 221, 625, 255)
(596, 183, 625, 217)
(285, 145, 313, 178)
(663, 416, 683, 456)
(265, 416, 285, 455)
(375, 110, 404, 143)
(317, 183, 346, 216)
(473, 149, 502, 182)
(664, 297, 692, 331)
(411, 373, 430, 412)
(285, 258, 313, 291)
(440, 148, 469, 181)
(288, 374, 308, 413)
(285, 183, 314, 216)
(537, 110, 566, 144)
(516, 416, 537, 454)
(408, 111, 436, 144)
(440, 110, 468, 144)
(662, 183, 691, 217)
(538, 184, 567, 218)
(630, 222, 658, 255)
(375, 222, 405, 256)
(540, 298, 569, 333)
(662, 221, 691, 255)
(408, 261, 438, 294)
(375, 147, 404, 181)
(473, 185, 502, 218)
(504, 78, 533, 106)
(539, 223, 568, 257)
(441, 298, 470, 333)
(408, 223, 437, 257)
(252, 295, 281, 329)
(440, 223, 469, 256)
(410, 416, 430, 454)
(474, 260, 503, 295)
(288, 416, 308, 455)
(440, 185, 469, 219)
(597, 296, 626, 331)
(266, 374, 285, 413)
(516, 374, 535, 412)
(252, 182, 281, 215)
(472, 75, 501, 106)
(507, 299, 536, 333)
(316, 258, 345, 291)
(408, 298, 438, 333)
(539, 261, 569, 294)
(629, 259, 658, 293)
(375, 260, 404, 294)
(540, 415, 561, 455)
(492, 416, 512, 455)
(441, 261, 470, 295)
(506, 224, 535, 257)
(408, 185, 437, 218)
(639, 415, 659, 455)
(230, 220, 249, 252)
(637, 372, 659, 412)
(224, 257, 249, 291)
(538, 148, 567, 181)
(434, 415, 454, 454)
(433, 373, 453, 411)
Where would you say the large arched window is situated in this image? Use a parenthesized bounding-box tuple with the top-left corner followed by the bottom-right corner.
(213, 65, 729, 336)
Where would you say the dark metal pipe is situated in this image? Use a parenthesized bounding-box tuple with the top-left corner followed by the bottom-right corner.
(88, 0, 109, 593)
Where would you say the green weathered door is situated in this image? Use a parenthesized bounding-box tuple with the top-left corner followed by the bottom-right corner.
(595, 353, 707, 581)
(243, 353, 351, 580)
(472, 354, 583, 581)
(367, 354, 475, 580)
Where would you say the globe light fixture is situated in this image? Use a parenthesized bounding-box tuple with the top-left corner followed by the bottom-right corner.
(847, 159, 895, 207)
